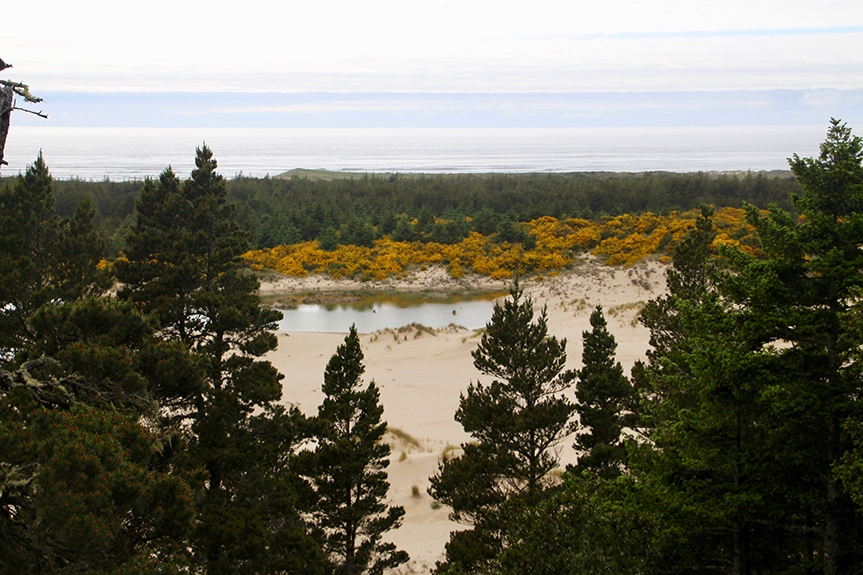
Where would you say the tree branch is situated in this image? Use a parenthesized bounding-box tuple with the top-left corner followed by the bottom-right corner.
(10, 105, 48, 119)
(0, 79, 42, 103)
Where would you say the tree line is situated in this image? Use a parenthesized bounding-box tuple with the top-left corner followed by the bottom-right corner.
(1, 166, 801, 257)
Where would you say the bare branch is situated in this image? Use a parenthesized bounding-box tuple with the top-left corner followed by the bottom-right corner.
(11, 105, 48, 119)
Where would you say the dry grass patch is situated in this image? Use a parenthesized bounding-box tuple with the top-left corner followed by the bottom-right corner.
(387, 426, 423, 451)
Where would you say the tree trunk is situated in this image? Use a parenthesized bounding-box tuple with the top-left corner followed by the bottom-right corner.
(0, 83, 13, 168)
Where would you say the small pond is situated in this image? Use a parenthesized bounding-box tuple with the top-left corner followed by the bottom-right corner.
(273, 292, 506, 333)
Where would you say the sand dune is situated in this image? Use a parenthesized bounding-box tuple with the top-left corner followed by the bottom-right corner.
(262, 258, 667, 573)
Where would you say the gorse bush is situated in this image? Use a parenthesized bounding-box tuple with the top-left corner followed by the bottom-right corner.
(243, 207, 761, 279)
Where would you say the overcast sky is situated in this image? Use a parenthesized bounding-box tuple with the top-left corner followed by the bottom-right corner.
(3, 0, 863, 127)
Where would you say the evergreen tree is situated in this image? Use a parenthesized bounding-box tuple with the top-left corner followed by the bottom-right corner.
(0, 153, 207, 574)
(303, 325, 408, 575)
(0, 301, 202, 573)
(571, 305, 631, 479)
(630, 121, 863, 574)
(429, 284, 576, 574)
(494, 475, 655, 575)
(0, 154, 110, 363)
(116, 146, 323, 574)
(0, 382, 198, 575)
(52, 197, 111, 302)
(729, 118, 863, 574)
(629, 204, 789, 574)
(0, 154, 59, 361)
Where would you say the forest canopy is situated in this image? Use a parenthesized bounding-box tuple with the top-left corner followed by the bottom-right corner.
(0, 168, 800, 260)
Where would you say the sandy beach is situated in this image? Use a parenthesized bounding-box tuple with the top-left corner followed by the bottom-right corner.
(261, 258, 667, 574)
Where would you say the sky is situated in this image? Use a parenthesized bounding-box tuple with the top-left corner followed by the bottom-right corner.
(3, 0, 863, 128)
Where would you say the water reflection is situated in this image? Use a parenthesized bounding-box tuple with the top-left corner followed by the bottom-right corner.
(275, 292, 505, 333)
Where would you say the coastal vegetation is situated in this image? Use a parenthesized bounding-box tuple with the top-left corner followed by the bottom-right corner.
(3, 119, 863, 574)
(242, 206, 760, 280)
(0, 165, 799, 261)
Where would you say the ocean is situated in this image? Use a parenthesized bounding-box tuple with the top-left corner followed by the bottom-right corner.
(2, 125, 827, 181)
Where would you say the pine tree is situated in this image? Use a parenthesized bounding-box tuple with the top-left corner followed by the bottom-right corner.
(0, 388, 198, 574)
(0, 154, 59, 361)
(629, 205, 784, 574)
(304, 325, 408, 575)
(737, 118, 863, 574)
(52, 196, 111, 302)
(629, 121, 863, 574)
(571, 305, 631, 479)
(115, 146, 322, 573)
(429, 284, 575, 573)
(0, 154, 109, 364)
(0, 301, 202, 574)
(0, 154, 202, 571)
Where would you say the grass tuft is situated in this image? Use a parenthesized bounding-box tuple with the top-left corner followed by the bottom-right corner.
(388, 426, 423, 450)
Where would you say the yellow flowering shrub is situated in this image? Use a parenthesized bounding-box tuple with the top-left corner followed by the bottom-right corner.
(242, 207, 761, 279)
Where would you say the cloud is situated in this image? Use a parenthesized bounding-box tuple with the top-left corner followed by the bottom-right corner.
(4, 1, 862, 95)
(537, 25, 863, 41)
(4, 0, 861, 132)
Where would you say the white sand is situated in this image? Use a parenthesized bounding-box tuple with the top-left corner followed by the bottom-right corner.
(262, 258, 667, 574)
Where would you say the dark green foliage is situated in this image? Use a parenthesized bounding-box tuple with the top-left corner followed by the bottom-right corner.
(429, 285, 576, 573)
(495, 475, 655, 575)
(492, 215, 530, 245)
(0, 388, 197, 575)
(631, 203, 802, 573)
(25, 297, 200, 414)
(633, 290, 786, 573)
(0, 286, 200, 573)
(719, 119, 863, 574)
(745, 118, 863, 574)
(0, 157, 201, 575)
(339, 218, 377, 248)
(117, 145, 282, 391)
(117, 148, 281, 356)
(0, 296, 203, 574)
(0, 155, 111, 363)
(115, 146, 323, 573)
(303, 326, 408, 575)
(389, 216, 416, 242)
(0, 154, 59, 360)
(571, 305, 631, 479)
(318, 226, 339, 251)
(467, 286, 576, 497)
(53, 197, 112, 302)
(193, 403, 329, 575)
(255, 211, 302, 248)
(638, 205, 717, 364)
(51, 177, 143, 256)
(219, 170, 798, 250)
(631, 120, 863, 574)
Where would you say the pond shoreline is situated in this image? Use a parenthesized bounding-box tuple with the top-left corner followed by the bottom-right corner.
(260, 288, 508, 309)
(255, 264, 518, 305)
